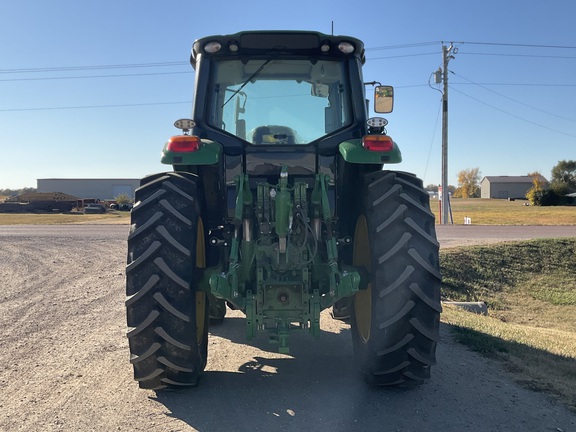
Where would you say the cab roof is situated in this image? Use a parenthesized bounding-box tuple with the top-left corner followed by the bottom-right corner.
(190, 30, 366, 69)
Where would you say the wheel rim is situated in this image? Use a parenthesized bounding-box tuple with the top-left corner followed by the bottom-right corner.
(353, 215, 372, 343)
(196, 218, 206, 345)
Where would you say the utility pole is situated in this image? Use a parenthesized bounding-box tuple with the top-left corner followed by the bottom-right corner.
(440, 43, 455, 225)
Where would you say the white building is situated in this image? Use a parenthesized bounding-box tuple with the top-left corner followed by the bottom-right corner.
(37, 178, 140, 200)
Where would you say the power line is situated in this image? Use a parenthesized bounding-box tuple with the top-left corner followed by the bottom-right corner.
(1, 41, 574, 75)
(368, 52, 438, 60)
(0, 71, 191, 82)
(460, 52, 576, 59)
(450, 87, 576, 138)
(422, 98, 442, 184)
(366, 42, 441, 51)
(0, 101, 192, 112)
(0, 61, 188, 74)
(451, 82, 576, 87)
(458, 41, 576, 49)
(395, 84, 430, 88)
(2, 40, 576, 112)
(452, 72, 576, 124)
(0, 41, 573, 78)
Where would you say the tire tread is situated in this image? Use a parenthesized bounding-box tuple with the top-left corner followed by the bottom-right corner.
(125, 172, 207, 390)
(351, 170, 441, 386)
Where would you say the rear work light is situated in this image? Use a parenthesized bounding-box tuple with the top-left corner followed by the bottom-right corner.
(338, 42, 355, 54)
(204, 41, 222, 53)
(167, 135, 201, 152)
(362, 135, 394, 151)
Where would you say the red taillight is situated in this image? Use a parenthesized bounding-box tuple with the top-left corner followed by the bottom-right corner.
(362, 135, 394, 151)
(167, 135, 201, 152)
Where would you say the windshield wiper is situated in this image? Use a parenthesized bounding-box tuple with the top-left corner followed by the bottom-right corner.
(222, 59, 273, 108)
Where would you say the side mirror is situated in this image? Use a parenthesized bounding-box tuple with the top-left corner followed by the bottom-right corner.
(374, 85, 394, 113)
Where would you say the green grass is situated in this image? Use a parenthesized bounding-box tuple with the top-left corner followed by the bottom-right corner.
(431, 198, 576, 225)
(441, 238, 576, 411)
(441, 238, 576, 306)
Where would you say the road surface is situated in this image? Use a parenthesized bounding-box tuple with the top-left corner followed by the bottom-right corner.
(0, 224, 574, 431)
(435, 224, 576, 248)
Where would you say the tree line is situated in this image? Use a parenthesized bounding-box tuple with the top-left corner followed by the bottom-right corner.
(425, 168, 481, 198)
(526, 160, 576, 205)
(0, 187, 37, 197)
(426, 160, 576, 205)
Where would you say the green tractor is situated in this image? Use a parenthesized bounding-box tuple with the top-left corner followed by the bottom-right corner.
(125, 31, 441, 390)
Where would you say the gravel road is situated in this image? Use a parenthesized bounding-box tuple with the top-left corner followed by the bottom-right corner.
(0, 225, 574, 431)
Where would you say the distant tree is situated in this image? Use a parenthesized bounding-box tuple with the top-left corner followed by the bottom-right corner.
(0, 187, 37, 197)
(550, 160, 576, 195)
(114, 193, 133, 206)
(526, 171, 548, 205)
(429, 184, 455, 197)
(454, 168, 481, 198)
(526, 170, 570, 206)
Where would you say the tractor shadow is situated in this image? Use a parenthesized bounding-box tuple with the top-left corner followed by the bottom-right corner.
(149, 319, 576, 432)
(150, 311, 425, 431)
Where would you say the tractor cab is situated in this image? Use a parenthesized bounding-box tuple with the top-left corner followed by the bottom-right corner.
(191, 32, 377, 150)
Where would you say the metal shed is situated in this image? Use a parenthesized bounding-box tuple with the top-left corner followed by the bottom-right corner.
(480, 175, 548, 199)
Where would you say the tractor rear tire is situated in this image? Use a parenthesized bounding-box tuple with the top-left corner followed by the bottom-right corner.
(126, 172, 208, 390)
(350, 171, 441, 386)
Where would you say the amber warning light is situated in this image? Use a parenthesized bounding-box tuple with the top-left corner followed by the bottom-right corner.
(362, 135, 394, 151)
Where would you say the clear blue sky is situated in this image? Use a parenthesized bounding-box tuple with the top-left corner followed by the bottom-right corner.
(1, 0, 575, 189)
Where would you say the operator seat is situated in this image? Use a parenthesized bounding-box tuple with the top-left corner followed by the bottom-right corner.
(252, 125, 296, 144)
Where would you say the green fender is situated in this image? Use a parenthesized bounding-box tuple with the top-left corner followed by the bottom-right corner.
(339, 139, 402, 164)
(161, 139, 222, 165)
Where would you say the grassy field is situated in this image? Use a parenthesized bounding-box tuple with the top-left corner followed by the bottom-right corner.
(0, 211, 130, 225)
(441, 238, 576, 411)
(0, 197, 574, 225)
(431, 198, 576, 225)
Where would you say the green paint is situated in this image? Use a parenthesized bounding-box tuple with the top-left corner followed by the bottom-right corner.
(339, 139, 402, 164)
(160, 139, 222, 165)
(208, 169, 361, 353)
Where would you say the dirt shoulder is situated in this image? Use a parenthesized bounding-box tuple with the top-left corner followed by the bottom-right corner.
(0, 227, 574, 431)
